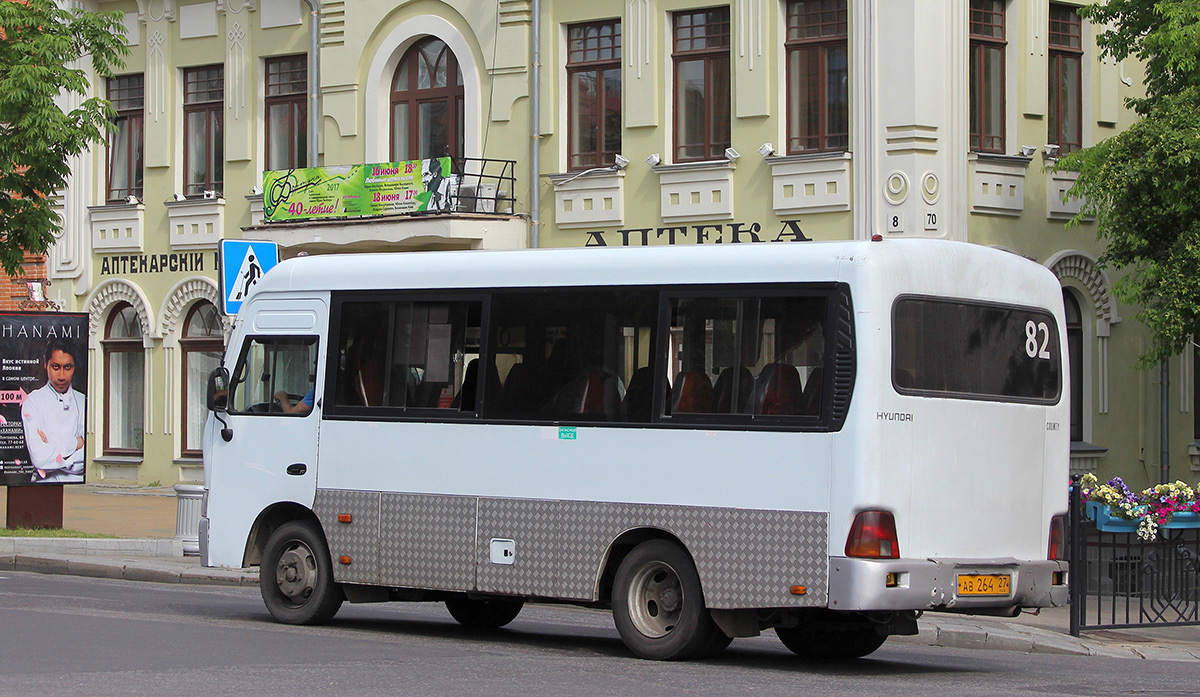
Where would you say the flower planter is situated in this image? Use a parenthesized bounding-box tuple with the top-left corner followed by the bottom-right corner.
(1085, 501, 1140, 533)
(1161, 511, 1200, 529)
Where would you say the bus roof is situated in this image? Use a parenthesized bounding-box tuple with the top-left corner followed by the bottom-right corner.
(247, 239, 1057, 306)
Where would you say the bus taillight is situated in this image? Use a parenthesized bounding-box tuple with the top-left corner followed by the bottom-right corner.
(845, 510, 900, 559)
(1048, 514, 1066, 560)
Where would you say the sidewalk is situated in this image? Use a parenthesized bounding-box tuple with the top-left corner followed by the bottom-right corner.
(3, 484, 1200, 661)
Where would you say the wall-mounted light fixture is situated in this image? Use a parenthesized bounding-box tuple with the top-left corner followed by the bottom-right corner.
(1043, 144, 1061, 159)
(613, 154, 630, 170)
(125, 195, 140, 205)
(757, 143, 775, 158)
(1018, 145, 1037, 157)
(645, 153, 661, 167)
(250, 185, 263, 195)
(173, 192, 187, 201)
(724, 147, 741, 162)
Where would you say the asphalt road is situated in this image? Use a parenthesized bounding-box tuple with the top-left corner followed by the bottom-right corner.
(2, 571, 1198, 697)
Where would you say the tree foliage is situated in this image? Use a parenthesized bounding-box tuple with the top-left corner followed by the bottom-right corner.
(1058, 0, 1200, 364)
(0, 0, 127, 276)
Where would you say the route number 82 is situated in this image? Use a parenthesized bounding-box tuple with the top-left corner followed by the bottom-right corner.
(1024, 320, 1052, 359)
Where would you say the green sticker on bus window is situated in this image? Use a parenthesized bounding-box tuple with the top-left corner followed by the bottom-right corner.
(559, 427, 577, 440)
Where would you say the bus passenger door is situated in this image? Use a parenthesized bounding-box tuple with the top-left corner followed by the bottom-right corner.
(206, 299, 326, 564)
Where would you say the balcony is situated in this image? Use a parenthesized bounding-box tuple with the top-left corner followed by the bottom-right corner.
(165, 195, 224, 250)
(89, 201, 145, 253)
(244, 158, 526, 253)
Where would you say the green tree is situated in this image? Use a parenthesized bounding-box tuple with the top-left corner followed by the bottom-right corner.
(0, 0, 128, 276)
(1057, 0, 1200, 365)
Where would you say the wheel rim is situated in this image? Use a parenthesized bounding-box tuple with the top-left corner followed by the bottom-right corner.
(274, 539, 318, 607)
(625, 560, 684, 638)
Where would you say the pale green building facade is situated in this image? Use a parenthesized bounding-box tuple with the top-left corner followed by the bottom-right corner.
(54, 0, 1189, 490)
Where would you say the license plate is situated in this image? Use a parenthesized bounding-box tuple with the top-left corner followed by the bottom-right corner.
(957, 574, 1011, 596)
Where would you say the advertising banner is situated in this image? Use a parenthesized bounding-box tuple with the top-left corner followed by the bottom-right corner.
(263, 157, 455, 222)
(0, 313, 89, 487)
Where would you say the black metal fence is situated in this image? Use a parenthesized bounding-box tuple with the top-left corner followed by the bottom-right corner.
(1068, 477, 1200, 635)
(447, 158, 517, 215)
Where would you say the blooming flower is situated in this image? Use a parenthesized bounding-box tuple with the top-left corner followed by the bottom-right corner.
(1079, 474, 1200, 541)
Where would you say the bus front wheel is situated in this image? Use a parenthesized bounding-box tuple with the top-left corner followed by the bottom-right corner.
(260, 520, 344, 625)
(445, 595, 525, 628)
(612, 539, 726, 660)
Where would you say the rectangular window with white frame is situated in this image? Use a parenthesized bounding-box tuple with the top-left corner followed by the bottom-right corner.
(969, 0, 1006, 154)
(107, 74, 144, 203)
(785, 0, 848, 154)
(672, 7, 731, 162)
(566, 20, 622, 171)
(183, 65, 224, 197)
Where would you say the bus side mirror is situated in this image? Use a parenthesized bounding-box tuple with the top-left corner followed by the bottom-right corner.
(207, 366, 230, 412)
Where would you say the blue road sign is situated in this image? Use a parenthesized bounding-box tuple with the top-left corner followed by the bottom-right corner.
(219, 240, 279, 315)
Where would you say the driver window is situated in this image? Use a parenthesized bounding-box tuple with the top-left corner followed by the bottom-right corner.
(228, 336, 318, 415)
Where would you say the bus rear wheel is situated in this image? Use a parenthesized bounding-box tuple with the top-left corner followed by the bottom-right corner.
(775, 624, 887, 659)
(445, 596, 525, 629)
(260, 520, 343, 625)
(612, 540, 726, 660)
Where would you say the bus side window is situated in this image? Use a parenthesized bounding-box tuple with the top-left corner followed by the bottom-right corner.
(668, 294, 827, 420)
(483, 289, 656, 423)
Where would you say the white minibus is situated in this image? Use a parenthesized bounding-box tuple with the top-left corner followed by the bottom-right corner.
(202, 238, 1069, 660)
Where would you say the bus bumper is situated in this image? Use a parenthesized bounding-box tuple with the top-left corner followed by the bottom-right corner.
(827, 557, 1069, 613)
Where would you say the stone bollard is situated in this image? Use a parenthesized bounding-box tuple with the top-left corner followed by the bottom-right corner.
(174, 483, 204, 556)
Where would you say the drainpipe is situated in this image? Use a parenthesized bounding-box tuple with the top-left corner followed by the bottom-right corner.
(530, 0, 541, 248)
(1161, 359, 1170, 483)
(300, 0, 321, 168)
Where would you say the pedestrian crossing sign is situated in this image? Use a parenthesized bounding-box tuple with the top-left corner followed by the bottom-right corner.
(219, 240, 279, 315)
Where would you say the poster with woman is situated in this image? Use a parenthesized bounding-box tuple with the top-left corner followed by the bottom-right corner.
(0, 313, 89, 486)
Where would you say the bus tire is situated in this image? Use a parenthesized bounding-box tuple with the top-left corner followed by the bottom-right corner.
(445, 596, 525, 629)
(260, 520, 343, 625)
(612, 539, 722, 661)
(775, 625, 887, 659)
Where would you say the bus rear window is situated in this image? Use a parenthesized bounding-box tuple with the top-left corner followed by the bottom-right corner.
(892, 297, 1061, 403)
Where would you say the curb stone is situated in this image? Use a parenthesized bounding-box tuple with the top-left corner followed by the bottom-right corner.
(0, 538, 183, 557)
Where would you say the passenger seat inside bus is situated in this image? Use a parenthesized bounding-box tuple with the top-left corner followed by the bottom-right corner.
(671, 371, 713, 414)
(452, 359, 501, 411)
(622, 366, 656, 422)
(712, 366, 754, 414)
(752, 363, 803, 415)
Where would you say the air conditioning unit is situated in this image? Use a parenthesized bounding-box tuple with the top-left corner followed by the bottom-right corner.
(456, 183, 497, 213)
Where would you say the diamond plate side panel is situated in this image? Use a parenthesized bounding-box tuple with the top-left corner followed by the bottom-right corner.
(314, 489, 381, 585)
(556, 502, 828, 609)
(379, 493, 476, 591)
(476, 498, 563, 597)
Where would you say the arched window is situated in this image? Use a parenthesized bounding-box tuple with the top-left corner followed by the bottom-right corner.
(180, 302, 224, 457)
(104, 303, 144, 455)
(390, 37, 464, 161)
(1063, 289, 1083, 442)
